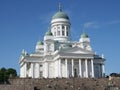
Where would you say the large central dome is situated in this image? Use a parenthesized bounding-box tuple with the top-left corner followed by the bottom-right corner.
(52, 4, 69, 20)
(50, 4, 71, 42)
(52, 11, 69, 20)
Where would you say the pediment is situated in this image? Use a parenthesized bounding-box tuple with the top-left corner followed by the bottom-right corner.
(59, 46, 94, 54)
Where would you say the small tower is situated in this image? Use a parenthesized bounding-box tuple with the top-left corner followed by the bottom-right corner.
(79, 32, 92, 51)
(51, 4, 71, 42)
(44, 29, 54, 55)
(44, 29, 53, 41)
(35, 40, 44, 52)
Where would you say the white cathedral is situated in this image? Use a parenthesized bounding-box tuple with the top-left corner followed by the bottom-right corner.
(19, 5, 105, 78)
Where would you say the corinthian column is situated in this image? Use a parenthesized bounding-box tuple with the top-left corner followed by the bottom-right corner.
(31, 63, 34, 78)
(65, 59, 68, 77)
(79, 59, 82, 77)
(85, 59, 88, 78)
(91, 59, 94, 78)
(45, 62, 48, 78)
(102, 64, 105, 77)
(72, 59, 74, 77)
(59, 59, 61, 77)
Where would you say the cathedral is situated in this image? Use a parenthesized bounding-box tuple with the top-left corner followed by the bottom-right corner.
(19, 5, 105, 78)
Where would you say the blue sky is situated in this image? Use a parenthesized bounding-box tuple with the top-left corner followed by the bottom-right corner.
(0, 0, 120, 75)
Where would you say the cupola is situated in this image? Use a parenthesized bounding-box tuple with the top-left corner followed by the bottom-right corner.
(81, 32, 89, 38)
(50, 4, 71, 42)
(52, 3, 69, 20)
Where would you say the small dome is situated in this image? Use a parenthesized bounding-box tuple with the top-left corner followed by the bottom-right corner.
(37, 40, 43, 45)
(45, 30, 53, 36)
(81, 32, 89, 38)
(52, 11, 69, 20)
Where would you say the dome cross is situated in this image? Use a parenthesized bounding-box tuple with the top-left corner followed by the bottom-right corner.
(58, 3, 62, 12)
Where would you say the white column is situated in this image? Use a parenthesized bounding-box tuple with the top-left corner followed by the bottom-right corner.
(85, 59, 88, 78)
(24, 62, 27, 77)
(38, 63, 40, 78)
(45, 62, 48, 78)
(59, 59, 61, 77)
(31, 63, 34, 78)
(65, 26, 67, 36)
(102, 64, 105, 77)
(91, 59, 94, 78)
(79, 59, 82, 77)
(72, 59, 74, 77)
(58, 60, 59, 77)
(60, 25, 62, 36)
(65, 59, 68, 77)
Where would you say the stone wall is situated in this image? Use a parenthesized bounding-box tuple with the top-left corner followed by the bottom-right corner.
(0, 77, 120, 90)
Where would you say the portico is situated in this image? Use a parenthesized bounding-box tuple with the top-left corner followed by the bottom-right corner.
(57, 57, 95, 78)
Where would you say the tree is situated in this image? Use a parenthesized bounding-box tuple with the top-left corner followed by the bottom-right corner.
(0, 67, 7, 84)
(0, 67, 17, 84)
(7, 68, 17, 77)
(110, 73, 120, 77)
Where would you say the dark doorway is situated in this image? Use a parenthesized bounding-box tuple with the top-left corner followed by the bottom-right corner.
(74, 68, 77, 77)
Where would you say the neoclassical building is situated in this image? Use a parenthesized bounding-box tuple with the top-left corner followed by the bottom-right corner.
(19, 5, 105, 78)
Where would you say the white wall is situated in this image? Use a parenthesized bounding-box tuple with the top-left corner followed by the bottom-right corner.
(20, 63, 26, 77)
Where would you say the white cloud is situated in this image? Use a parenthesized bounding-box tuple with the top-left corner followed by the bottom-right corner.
(83, 21, 99, 30)
(106, 20, 120, 25)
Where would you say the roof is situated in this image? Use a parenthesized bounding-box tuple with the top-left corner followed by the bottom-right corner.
(52, 11, 69, 20)
(81, 32, 89, 38)
(45, 30, 53, 36)
(52, 4, 69, 20)
(37, 40, 43, 45)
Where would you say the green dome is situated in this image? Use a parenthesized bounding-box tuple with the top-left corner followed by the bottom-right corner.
(81, 32, 89, 38)
(52, 11, 69, 20)
(52, 4, 69, 20)
(37, 40, 43, 45)
(45, 30, 53, 36)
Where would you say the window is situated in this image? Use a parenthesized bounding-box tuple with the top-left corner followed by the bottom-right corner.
(57, 26, 60, 29)
(66, 31, 69, 36)
(40, 65, 43, 67)
(62, 30, 64, 36)
(40, 71, 43, 78)
(66, 26, 69, 30)
(58, 31, 60, 36)
(62, 25, 64, 29)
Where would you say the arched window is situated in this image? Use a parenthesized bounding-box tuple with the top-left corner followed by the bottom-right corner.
(66, 31, 69, 36)
(58, 31, 60, 36)
(66, 26, 69, 30)
(62, 30, 65, 36)
(62, 25, 64, 30)
(66, 26, 70, 30)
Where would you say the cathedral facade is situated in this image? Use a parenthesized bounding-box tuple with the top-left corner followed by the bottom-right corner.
(19, 5, 105, 78)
